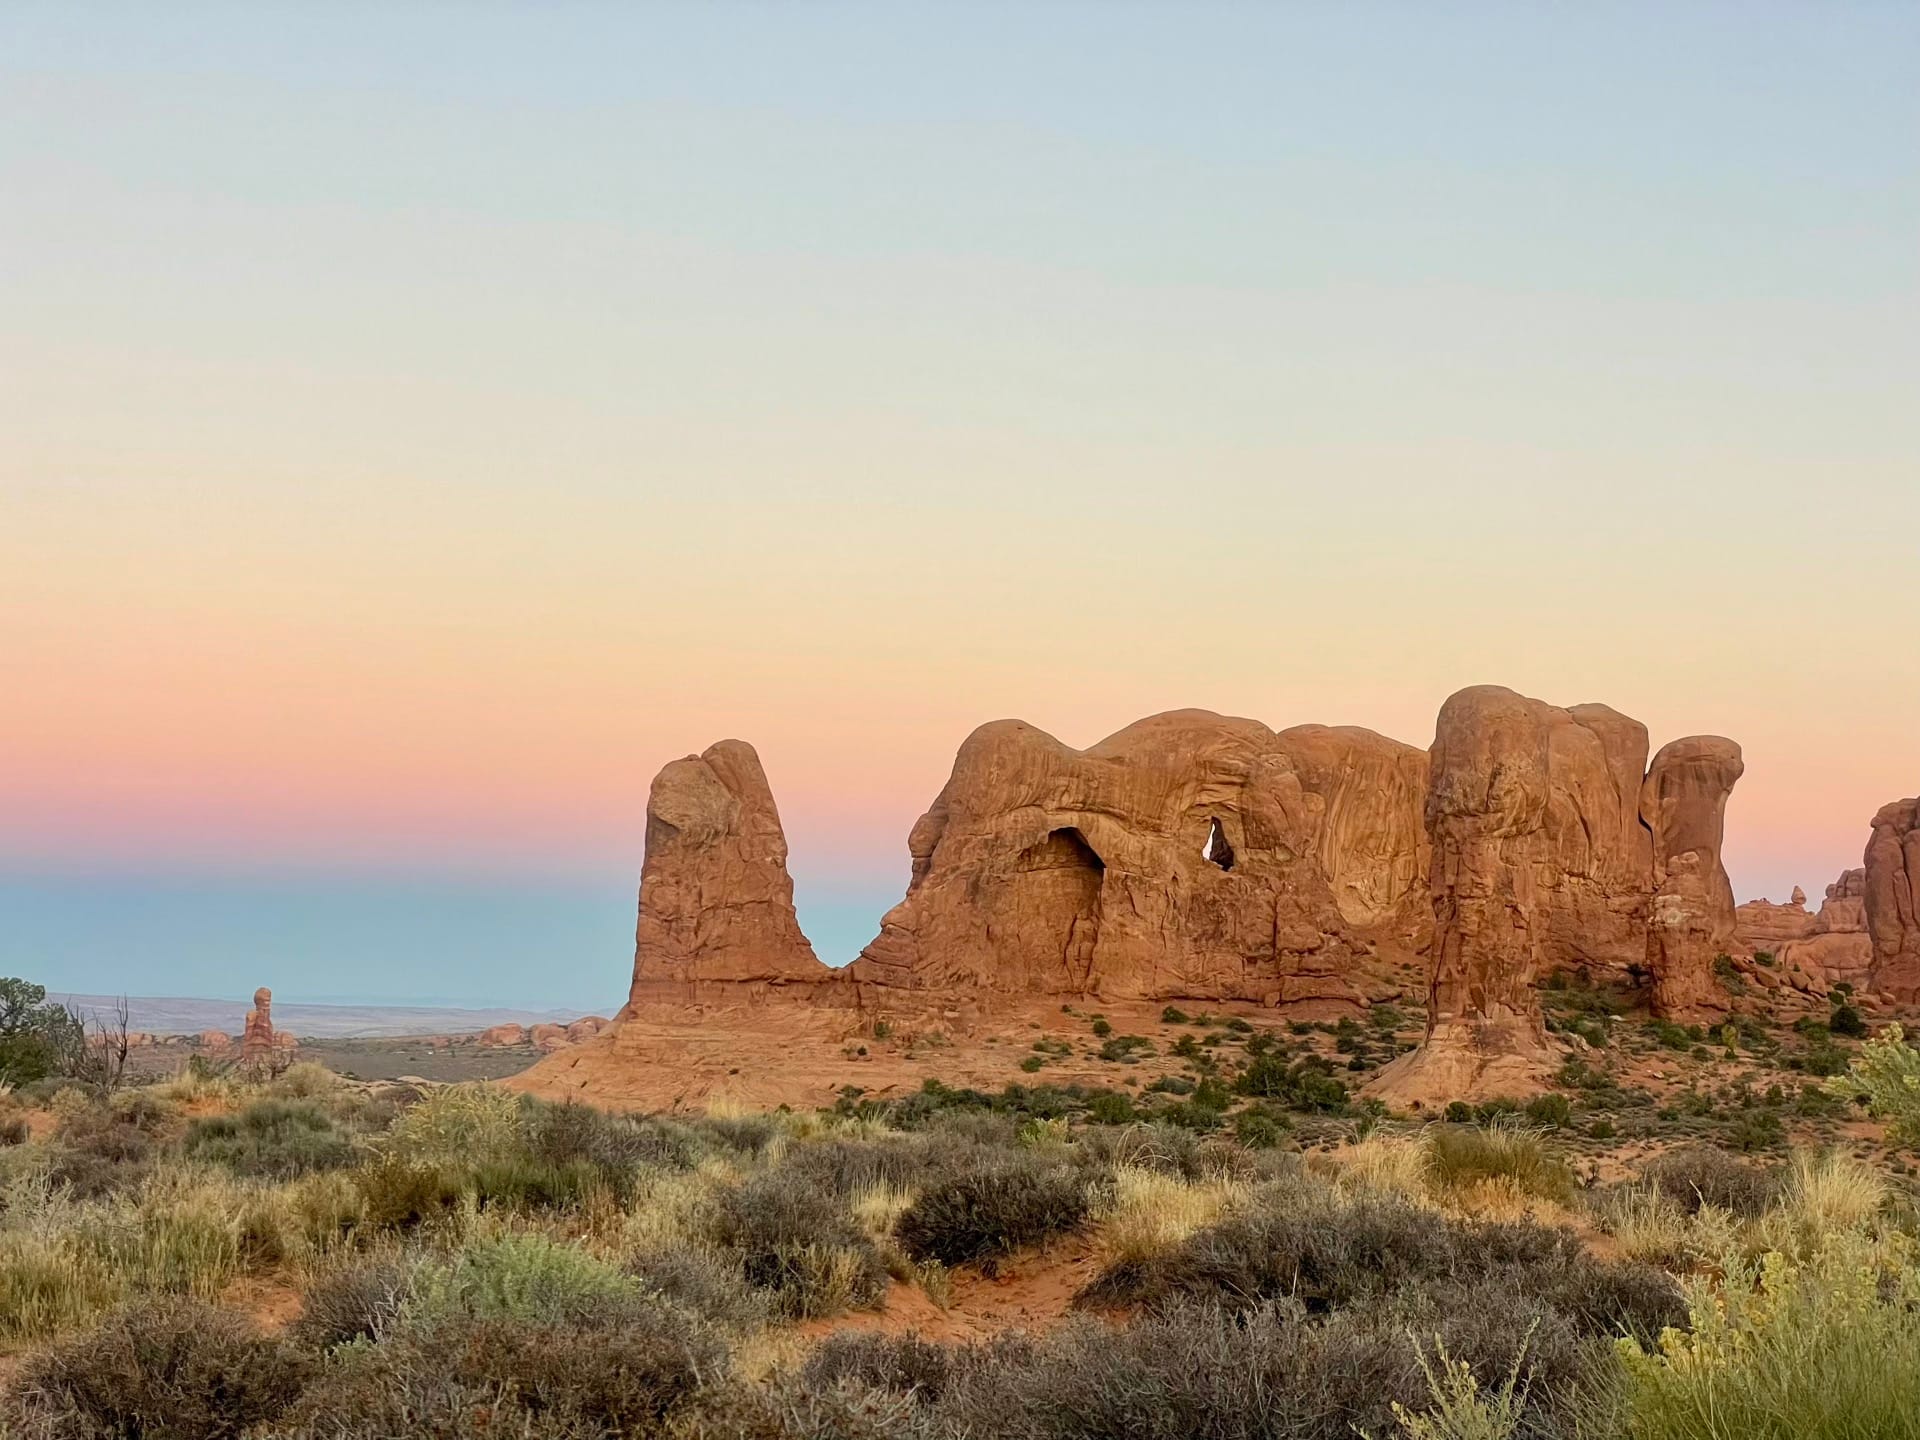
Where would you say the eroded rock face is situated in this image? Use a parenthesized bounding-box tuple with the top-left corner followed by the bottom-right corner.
(240, 987, 275, 1063)
(1376, 687, 1744, 1101)
(1375, 686, 1563, 1101)
(627, 740, 829, 1006)
(1736, 869, 1873, 996)
(848, 710, 1426, 1006)
(1640, 737, 1745, 1017)
(1866, 799, 1920, 1002)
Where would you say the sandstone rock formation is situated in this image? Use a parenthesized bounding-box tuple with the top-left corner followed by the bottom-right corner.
(846, 710, 1427, 1007)
(477, 1023, 527, 1048)
(626, 740, 826, 1006)
(1641, 737, 1745, 1016)
(1866, 799, 1920, 1002)
(196, 1029, 233, 1053)
(1376, 687, 1745, 1101)
(566, 1016, 609, 1043)
(1735, 868, 1873, 996)
(240, 987, 276, 1064)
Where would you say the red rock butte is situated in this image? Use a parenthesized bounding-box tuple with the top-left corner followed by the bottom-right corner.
(515, 687, 1917, 1110)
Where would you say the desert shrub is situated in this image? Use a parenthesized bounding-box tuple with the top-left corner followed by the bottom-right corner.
(264, 1060, 342, 1100)
(1640, 1145, 1779, 1217)
(1426, 1125, 1576, 1206)
(1827, 1023, 1920, 1146)
(42, 1103, 157, 1200)
(804, 1330, 976, 1402)
(712, 1172, 886, 1318)
(465, 1154, 608, 1212)
(382, 1083, 525, 1169)
(1233, 1053, 1349, 1111)
(681, 1378, 929, 1440)
(1085, 1090, 1138, 1125)
(353, 1154, 467, 1231)
(626, 1243, 769, 1332)
(11, 1296, 313, 1439)
(410, 1232, 642, 1328)
(184, 1099, 355, 1180)
(694, 1110, 785, 1156)
(289, 1256, 414, 1350)
(1524, 1094, 1572, 1129)
(1828, 1002, 1868, 1039)
(1080, 1186, 1683, 1342)
(920, 1299, 1604, 1440)
(786, 1135, 930, 1198)
(895, 1160, 1091, 1273)
(524, 1097, 696, 1179)
(1618, 1233, 1920, 1439)
(282, 1305, 717, 1439)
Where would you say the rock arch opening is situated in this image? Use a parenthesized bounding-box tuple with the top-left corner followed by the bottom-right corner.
(1203, 816, 1235, 871)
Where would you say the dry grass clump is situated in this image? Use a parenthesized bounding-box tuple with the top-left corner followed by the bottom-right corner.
(1326, 1125, 1575, 1219)
(1093, 1164, 1249, 1266)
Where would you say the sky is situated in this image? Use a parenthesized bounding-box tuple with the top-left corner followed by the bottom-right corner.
(3, 4, 1916, 1009)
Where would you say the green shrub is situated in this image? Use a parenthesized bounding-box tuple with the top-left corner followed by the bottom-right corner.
(1618, 1234, 1920, 1440)
(1827, 1023, 1920, 1145)
(1085, 1091, 1138, 1125)
(409, 1232, 643, 1328)
(1234, 1054, 1348, 1111)
(185, 1099, 355, 1180)
(626, 1244, 768, 1333)
(896, 1162, 1091, 1273)
(12, 1296, 313, 1439)
(1524, 1093, 1572, 1128)
(1090, 1018, 1113, 1038)
(1828, 1003, 1868, 1039)
(1161, 1007, 1192, 1025)
(353, 1155, 467, 1231)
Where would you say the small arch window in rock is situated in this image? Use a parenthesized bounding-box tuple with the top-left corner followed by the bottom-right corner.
(1203, 817, 1235, 871)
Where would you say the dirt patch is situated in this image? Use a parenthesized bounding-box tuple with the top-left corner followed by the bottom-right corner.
(220, 1275, 304, 1334)
(801, 1236, 1103, 1344)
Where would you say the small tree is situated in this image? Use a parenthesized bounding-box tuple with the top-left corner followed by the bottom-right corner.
(1826, 1023, 1920, 1146)
(0, 977, 84, 1085)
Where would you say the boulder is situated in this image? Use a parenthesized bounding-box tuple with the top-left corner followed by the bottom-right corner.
(565, 1016, 609, 1043)
(1866, 799, 1920, 1002)
(627, 739, 830, 1005)
(1640, 736, 1744, 1017)
(477, 1023, 528, 1048)
(528, 1023, 569, 1051)
(848, 710, 1427, 1005)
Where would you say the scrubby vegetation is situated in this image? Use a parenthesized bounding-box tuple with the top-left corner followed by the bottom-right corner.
(3, 1012, 1920, 1440)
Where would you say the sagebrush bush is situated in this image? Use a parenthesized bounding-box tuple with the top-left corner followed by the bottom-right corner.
(11, 1297, 313, 1439)
(1640, 1145, 1779, 1217)
(712, 1173, 887, 1318)
(281, 1305, 719, 1439)
(409, 1231, 645, 1328)
(895, 1160, 1091, 1273)
(184, 1099, 355, 1180)
(1078, 1182, 1683, 1344)
(290, 1255, 414, 1350)
(626, 1243, 769, 1332)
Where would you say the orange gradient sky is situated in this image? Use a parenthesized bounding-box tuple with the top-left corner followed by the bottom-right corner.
(3, 5, 1916, 1002)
